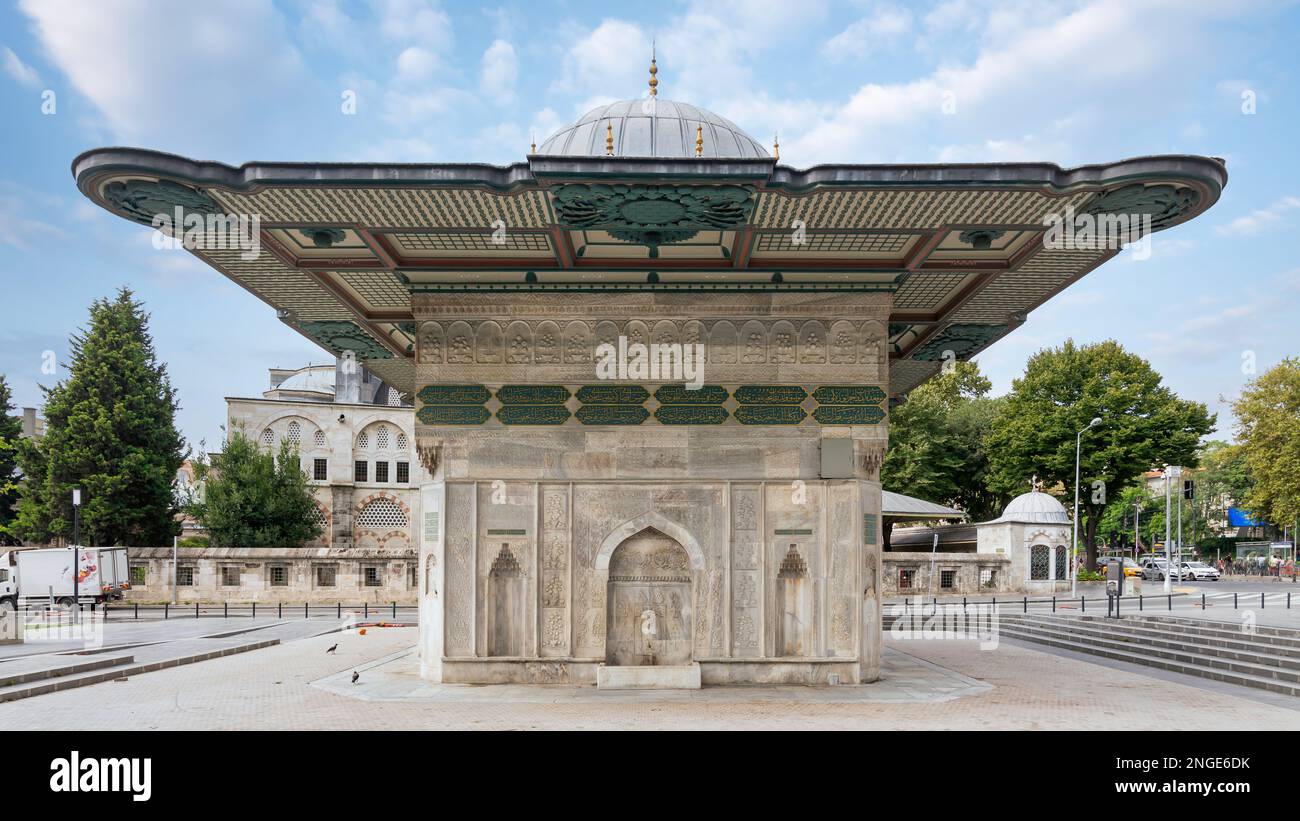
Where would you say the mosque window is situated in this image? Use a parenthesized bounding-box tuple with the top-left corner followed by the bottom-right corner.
(375, 461, 390, 483)
(940, 569, 956, 589)
(354, 461, 368, 482)
(314, 430, 327, 448)
(356, 498, 408, 530)
(377, 425, 390, 450)
(287, 421, 301, 445)
(396, 461, 409, 484)
(396, 432, 408, 450)
(313, 459, 328, 481)
(261, 428, 274, 446)
(357, 431, 369, 449)
(1030, 545, 1050, 580)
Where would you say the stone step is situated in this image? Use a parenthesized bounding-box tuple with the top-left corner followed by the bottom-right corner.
(1114, 614, 1300, 643)
(994, 623, 1300, 697)
(0, 653, 136, 687)
(1002, 614, 1300, 659)
(997, 621, 1300, 689)
(0, 638, 280, 704)
(999, 616, 1300, 670)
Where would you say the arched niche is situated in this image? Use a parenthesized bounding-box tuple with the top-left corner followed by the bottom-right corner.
(604, 527, 693, 666)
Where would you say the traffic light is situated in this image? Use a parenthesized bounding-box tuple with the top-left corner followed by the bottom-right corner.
(1183, 479, 1194, 500)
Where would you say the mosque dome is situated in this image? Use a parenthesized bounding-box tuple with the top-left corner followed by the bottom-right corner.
(534, 56, 769, 159)
(993, 490, 1071, 524)
(269, 365, 335, 398)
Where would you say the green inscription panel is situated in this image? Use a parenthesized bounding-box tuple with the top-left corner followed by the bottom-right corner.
(575, 385, 651, 405)
(576, 405, 651, 425)
(734, 385, 809, 405)
(652, 385, 728, 405)
(655, 405, 729, 425)
(812, 405, 886, 425)
(418, 385, 492, 405)
(863, 514, 878, 546)
(495, 385, 572, 405)
(417, 405, 492, 425)
(812, 385, 887, 405)
(734, 405, 807, 425)
(496, 405, 571, 425)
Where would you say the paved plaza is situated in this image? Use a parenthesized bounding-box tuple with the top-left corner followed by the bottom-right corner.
(2, 620, 1296, 730)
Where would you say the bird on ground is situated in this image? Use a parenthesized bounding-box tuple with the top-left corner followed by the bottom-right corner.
(351, 671, 360, 684)
(326, 643, 337, 654)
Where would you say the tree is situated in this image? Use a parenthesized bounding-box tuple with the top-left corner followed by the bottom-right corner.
(882, 361, 1009, 525)
(187, 428, 323, 547)
(1233, 357, 1300, 529)
(14, 289, 185, 545)
(985, 339, 1215, 569)
(0, 375, 22, 543)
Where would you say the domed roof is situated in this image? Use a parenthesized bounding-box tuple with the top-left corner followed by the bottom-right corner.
(993, 491, 1071, 524)
(536, 98, 769, 159)
(272, 365, 335, 397)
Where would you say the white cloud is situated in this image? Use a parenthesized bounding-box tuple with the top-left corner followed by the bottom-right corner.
(17, 0, 308, 153)
(480, 39, 518, 102)
(823, 7, 912, 62)
(3, 47, 41, 87)
(396, 46, 440, 83)
(1214, 196, 1300, 236)
(373, 0, 453, 49)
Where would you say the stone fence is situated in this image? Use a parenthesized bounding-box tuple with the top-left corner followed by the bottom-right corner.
(124, 546, 417, 604)
(882, 552, 1015, 596)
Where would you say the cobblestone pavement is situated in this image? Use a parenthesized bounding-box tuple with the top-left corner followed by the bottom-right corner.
(3, 627, 1297, 729)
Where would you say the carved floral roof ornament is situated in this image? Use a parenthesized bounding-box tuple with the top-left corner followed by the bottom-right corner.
(551, 183, 756, 257)
(102, 178, 219, 225)
(298, 320, 394, 360)
(912, 323, 1008, 361)
(1081, 183, 1200, 231)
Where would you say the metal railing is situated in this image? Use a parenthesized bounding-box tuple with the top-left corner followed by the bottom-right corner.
(88, 601, 419, 621)
(885, 590, 1293, 617)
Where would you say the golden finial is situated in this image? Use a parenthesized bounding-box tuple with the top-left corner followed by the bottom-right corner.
(530, 131, 536, 154)
(695, 123, 703, 157)
(648, 41, 658, 97)
(773, 132, 780, 161)
(606, 121, 614, 156)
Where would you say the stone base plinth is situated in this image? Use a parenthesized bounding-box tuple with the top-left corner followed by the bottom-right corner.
(596, 662, 701, 690)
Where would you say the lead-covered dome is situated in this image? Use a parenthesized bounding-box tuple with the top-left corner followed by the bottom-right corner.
(993, 491, 1071, 524)
(536, 98, 769, 159)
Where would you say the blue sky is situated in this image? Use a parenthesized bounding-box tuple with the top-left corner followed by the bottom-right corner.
(1, 0, 1297, 451)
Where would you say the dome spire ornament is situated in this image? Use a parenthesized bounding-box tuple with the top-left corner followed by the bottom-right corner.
(773, 132, 779, 161)
(648, 42, 658, 97)
(695, 123, 703, 157)
(605, 121, 615, 156)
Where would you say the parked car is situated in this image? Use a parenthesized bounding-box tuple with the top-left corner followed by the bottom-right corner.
(1180, 561, 1220, 581)
(1141, 559, 1192, 582)
(1101, 557, 1143, 577)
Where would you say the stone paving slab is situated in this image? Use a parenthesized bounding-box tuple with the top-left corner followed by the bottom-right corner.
(309, 645, 991, 704)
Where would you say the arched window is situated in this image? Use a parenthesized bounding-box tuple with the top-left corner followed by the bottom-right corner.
(1030, 544, 1050, 581)
(287, 420, 301, 445)
(396, 432, 408, 451)
(357, 431, 369, 449)
(1054, 545, 1068, 580)
(314, 430, 327, 448)
(261, 428, 274, 446)
(356, 497, 408, 530)
(376, 425, 390, 450)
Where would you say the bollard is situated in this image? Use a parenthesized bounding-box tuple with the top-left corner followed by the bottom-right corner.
(1234, 592, 1238, 609)
(365, 601, 369, 618)
(195, 602, 199, 619)
(134, 602, 139, 620)
(1202, 593, 1205, 610)
(224, 601, 228, 618)
(1052, 596, 1056, 613)
(305, 602, 309, 619)
(392, 601, 397, 620)
(1262, 592, 1266, 609)
(278, 602, 282, 619)
(338, 602, 341, 619)
(1081, 596, 1085, 613)
(1023, 596, 1027, 614)
(164, 603, 169, 620)
(252, 601, 256, 619)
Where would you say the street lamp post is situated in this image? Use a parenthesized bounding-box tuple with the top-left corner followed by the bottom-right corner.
(71, 488, 81, 622)
(1071, 417, 1102, 596)
(1164, 465, 1182, 593)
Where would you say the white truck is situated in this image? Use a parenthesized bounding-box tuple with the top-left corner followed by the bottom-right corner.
(0, 546, 131, 612)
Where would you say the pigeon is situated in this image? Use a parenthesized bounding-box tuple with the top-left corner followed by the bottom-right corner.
(326, 643, 337, 654)
(351, 671, 359, 684)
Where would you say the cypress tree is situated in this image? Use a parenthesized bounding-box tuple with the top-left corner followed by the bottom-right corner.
(15, 288, 185, 545)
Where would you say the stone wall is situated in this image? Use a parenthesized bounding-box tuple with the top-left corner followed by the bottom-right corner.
(412, 291, 892, 686)
(881, 552, 1014, 596)
(124, 547, 417, 603)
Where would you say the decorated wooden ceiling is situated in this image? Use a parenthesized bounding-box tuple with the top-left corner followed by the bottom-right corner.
(72, 149, 1226, 397)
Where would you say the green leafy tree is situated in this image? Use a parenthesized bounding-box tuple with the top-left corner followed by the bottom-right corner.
(0, 375, 23, 543)
(986, 340, 1215, 569)
(1233, 357, 1300, 529)
(882, 361, 1009, 531)
(14, 289, 185, 545)
(188, 428, 323, 547)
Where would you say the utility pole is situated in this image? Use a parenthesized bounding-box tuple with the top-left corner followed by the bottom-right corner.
(1072, 418, 1102, 596)
(71, 488, 81, 621)
(1164, 466, 1181, 593)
